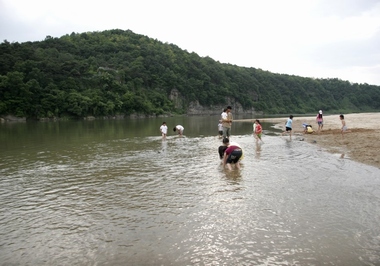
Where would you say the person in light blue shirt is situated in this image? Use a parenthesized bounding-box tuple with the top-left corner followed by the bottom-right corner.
(282, 115, 294, 138)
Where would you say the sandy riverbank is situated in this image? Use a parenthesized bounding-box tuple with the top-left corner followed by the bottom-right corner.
(236, 113, 380, 168)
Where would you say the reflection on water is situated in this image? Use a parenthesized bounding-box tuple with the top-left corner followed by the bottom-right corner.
(0, 117, 380, 265)
(255, 142, 262, 160)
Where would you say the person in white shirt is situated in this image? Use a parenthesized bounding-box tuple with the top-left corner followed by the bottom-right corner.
(218, 120, 223, 138)
(173, 125, 184, 136)
(222, 106, 233, 138)
(160, 122, 168, 140)
(221, 108, 227, 120)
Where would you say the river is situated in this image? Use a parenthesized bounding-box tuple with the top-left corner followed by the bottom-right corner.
(1, 116, 379, 265)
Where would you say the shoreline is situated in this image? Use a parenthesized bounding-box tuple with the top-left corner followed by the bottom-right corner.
(235, 112, 380, 169)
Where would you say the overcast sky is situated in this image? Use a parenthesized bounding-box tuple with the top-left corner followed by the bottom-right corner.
(1, 0, 380, 85)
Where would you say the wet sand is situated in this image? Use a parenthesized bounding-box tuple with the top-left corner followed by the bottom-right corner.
(238, 113, 380, 168)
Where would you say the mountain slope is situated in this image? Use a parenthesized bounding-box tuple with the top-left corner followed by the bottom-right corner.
(0, 29, 379, 119)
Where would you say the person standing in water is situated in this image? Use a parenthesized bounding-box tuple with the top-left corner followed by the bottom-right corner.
(222, 106, 233, 138)
(218, 120, 223, 138)
(282, 115, 293, 139)
(160, 122, 168, 140)
(254, 119, 263, 143)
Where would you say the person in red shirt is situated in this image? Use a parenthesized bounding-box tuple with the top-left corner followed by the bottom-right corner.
(222, 138, 243, 170)
(254, 119, 263, 143)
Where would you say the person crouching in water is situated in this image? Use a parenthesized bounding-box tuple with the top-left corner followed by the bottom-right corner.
(222, 137, 243, 170)
(173, 125, 184, 136)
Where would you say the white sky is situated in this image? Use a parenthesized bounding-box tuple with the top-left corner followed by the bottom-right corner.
(1, 0, 380, 85)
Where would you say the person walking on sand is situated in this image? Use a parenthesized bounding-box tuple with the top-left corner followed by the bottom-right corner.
(282, 115, 293, 139)
(160, 122, 168, 140)
(340, 114, 351, 138)
(316, 110, 324, 133)
(222, 106, 233, 138)
(254, 119, 263, 143)
(173, 125, 184, 136)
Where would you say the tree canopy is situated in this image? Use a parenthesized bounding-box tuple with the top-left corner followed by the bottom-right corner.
(1, 29, 379, 119)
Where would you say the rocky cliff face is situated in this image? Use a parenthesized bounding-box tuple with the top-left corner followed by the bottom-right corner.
(169, 89, 183, 109)
(186, 100, 256, 115)
(2, 115, 27, 122)
(170, 89, 257, 115)
(1, 91, 258, 121)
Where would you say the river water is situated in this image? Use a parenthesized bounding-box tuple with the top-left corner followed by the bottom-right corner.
(1, 116, 379, 265)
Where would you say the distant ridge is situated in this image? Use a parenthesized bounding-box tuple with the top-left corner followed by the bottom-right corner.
(0, 29, 379, 120)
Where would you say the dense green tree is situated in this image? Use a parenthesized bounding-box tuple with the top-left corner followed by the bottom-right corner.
(0, 29, 379, 120)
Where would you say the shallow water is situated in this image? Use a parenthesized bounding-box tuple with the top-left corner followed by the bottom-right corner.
(1, 117, 379, 265)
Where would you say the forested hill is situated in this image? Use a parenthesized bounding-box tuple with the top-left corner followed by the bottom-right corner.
(0, 29, 379, 120)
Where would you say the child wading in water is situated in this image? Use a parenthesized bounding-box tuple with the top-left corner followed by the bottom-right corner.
(254, 119, 263, 143)
(160, 122, 168, 140)
(282, 115, 293, 139)
(218, 120, 223, 138)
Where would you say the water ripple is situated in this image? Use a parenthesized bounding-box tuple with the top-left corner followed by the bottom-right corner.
(1, 134, 380, 265)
